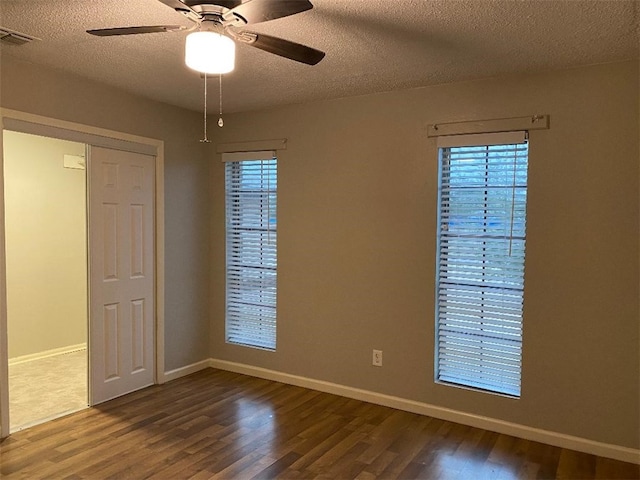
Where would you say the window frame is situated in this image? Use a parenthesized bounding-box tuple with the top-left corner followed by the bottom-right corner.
(434, 131, 529, 398)
(223, 151, 277, 351)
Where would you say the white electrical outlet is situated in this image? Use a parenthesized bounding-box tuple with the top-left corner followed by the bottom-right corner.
(372, 349, 383, 367)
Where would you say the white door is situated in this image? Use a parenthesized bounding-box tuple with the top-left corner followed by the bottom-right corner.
(89, 146, 155, 404)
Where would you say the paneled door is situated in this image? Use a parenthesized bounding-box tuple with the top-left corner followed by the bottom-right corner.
(88, 146, 155, 404)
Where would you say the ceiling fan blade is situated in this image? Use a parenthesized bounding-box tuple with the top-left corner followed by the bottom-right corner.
(156, 0, 199, 16)
(155, 0, 202, 23)
(87, 25, 186, 36)
(229, 0, 313, 25)
(242, 32, 324, 65)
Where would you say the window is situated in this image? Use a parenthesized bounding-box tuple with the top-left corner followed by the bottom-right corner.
(224, 152, 277, 350)
(435, 132, 528, 397)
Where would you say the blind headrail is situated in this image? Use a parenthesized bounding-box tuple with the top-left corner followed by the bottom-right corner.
(217, 138, 286, 154)
(427, 115, 549, 138)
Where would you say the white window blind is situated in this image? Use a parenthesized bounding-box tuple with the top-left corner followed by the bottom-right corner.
(435, 132, 528, 397)
(224, 152, 277, 350)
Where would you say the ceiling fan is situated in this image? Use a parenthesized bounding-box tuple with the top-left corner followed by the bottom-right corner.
(87, 0, 326, 70)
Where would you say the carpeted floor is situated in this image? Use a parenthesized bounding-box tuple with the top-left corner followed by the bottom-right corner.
(8, 349, 88, 431)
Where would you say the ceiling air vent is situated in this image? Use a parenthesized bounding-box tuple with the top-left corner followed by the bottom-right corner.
(0, 27, 40, 46)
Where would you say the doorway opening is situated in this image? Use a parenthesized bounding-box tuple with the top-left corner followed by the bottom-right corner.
(3, 130, 88, 431)
(0, 109, 165, 439)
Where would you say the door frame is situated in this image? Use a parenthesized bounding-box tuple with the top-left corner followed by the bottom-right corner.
(0, 108, 166, 438)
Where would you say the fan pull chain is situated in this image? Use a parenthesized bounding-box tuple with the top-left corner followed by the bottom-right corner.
(200, 73, 210, 143)
(218, 74, 224, 127)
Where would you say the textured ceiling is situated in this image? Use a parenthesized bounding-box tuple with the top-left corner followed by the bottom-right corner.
(0, 0, 638, 113)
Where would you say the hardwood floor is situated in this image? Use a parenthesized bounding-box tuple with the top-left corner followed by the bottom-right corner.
(1, 368, 638, 479)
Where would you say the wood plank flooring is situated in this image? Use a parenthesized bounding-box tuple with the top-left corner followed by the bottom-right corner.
(1, 368, 638, 479)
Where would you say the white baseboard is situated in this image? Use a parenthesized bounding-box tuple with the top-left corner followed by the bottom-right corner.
(209, 358, 640, 465)
(8, 343, 87, 366)
(163, 359, 211, 383)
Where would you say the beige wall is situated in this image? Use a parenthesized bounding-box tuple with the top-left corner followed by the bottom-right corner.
(4, 131, 86, 359)
(209, 61, 640, 450)
(1, 55, 211, 371)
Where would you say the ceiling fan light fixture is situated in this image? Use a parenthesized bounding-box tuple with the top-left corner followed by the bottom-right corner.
(185, 31, 235, 74)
